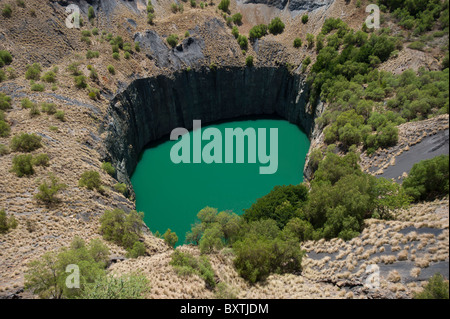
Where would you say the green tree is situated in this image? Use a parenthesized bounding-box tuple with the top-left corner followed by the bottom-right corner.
(25, 237, 109, 299)
(100, 209, 145, 251)
(268, 17, 285, 35)
(402, 155, 449, 202)
(167, 34, 179, 48)
(293, 38, 302, 48)
(243, 184, 308, 228)
(218, 0, 230, 12)
(199, 224, 224, 254)
(414, 273, 449, 299)
(163, 228, 179, 248)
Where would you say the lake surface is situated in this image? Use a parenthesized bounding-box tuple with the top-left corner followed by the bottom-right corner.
(131, 119, 310, 245)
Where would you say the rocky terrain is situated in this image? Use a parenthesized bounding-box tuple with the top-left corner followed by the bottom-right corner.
(0, 0, 448, 299)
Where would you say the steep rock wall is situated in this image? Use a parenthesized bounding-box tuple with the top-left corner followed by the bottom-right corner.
(104, 66, 315, 186)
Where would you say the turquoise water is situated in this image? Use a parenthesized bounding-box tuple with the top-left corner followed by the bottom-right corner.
(131, 119, 310, 245)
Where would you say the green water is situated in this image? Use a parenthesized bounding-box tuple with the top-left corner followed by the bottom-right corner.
(131, 119, 310, 245)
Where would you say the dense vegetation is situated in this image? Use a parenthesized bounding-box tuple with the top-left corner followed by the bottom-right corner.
(378, 0, 449, 35)
(308, 17, 449, 154)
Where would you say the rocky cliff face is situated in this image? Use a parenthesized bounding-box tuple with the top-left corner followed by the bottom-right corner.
(104, 66, 314, 186)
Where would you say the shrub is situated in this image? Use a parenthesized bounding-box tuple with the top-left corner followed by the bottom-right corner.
(11, 154, 34, 177)
(0, 70, 5, 82)
(237, 35, 248, 49)
(0, 93, 11, 111)
(31, 83, 45, 92)
(112, 52, 120, 60)
(35, 174, 67, 205)
(32, 153, 50, 167)
(88, 6, 95, 21)
(147, 12, 155, 24)
(0, 210, 17, 234)
(74, 75, 87, 89)
(185, 31, 190, 38)
(0, 120, 10, 137)
(41, 71, 56, 83)
(293, 38, 302, 48)
(231, 26, 239, 38)
(190, 0, 197, 7)
(163, 229, 178, 248)
(170, 250, 216, 288)
(41, 103, 57, 115)
(0, 143, 10, 156)
(306, 33, 314, 48)
(80, 273, 150, 299)
(21, 98, 34, 109)
(79, 170, 102, 191)
(232, 13, 242, 25)
(268, 17, 285, 35)
(402, 155, 449, 202)
(55, 110, 65, 122)
(126, 242, 147, 259)
(67, 62, 82, 76)
(10, 133, 42, 152)
(92, 28, 99, 36)
(81, 36, 91, 45)
(249, 24, 268, 40)
(114, 183, 127, 195)
(2, 4, 12, 17)
(414, 273, 449, 299)
(408, 41, 426, 51)
(25, 63, 42, 80)
(100, 209, 145, 250)
(245, 55, 254, 67)
(86, 50, 100, 59)
(89, 68, 98, 81)
(124, 51, 131, 60)
(135, 42, 141, 52)
(107, 65, 115, 75)
(29, 104, 41, 117)
(214, 283, 238, 299)
(101, 162, 115, 176)
(114, 36, 124, 49)
(301, 14, 308, 24)
(0, 50, 13, 65)
(218, 0, 230, 12)
(167, 34, 179, 48)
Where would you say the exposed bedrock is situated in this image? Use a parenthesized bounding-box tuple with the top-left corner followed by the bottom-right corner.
(104, 66, 316, 186)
